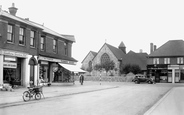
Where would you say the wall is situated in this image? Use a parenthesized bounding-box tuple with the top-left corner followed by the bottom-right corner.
(82, 52, 95, 70)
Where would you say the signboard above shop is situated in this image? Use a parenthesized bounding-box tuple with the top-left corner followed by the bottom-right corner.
(3, 62, 17, 68)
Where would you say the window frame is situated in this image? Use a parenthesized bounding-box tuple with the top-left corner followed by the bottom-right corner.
(30, 30, 35, 48)
(40, 36, 45, 51)
(153, 58, 159, 64)
(101, 53, 110, 64)
(53, 39, 57, 53)
(177, 57, 183, 64)
(7, 24, 14, 43)
(164, 58, 170, 64)
(64, 42, 67, 56)
(19, 27, 26, 45)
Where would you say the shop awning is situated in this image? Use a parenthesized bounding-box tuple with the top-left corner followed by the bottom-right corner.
(59, 63, 86, 73)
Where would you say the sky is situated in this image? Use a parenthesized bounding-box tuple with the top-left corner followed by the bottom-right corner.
(1, 0, 184, 67)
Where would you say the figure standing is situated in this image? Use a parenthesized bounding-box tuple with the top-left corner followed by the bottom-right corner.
(79, 74, 84, 85)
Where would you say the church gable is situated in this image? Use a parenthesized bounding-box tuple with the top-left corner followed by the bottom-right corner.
(93, 44, 119, 69)
(81, 51, 96, 70)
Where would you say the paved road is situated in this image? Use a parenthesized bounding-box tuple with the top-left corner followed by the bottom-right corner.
(0, 83, 176, 115)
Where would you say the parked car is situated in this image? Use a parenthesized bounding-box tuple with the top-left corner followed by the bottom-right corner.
(132, 74, 155, 84)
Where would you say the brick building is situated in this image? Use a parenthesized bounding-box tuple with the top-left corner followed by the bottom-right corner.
(0, 3, 78, 87)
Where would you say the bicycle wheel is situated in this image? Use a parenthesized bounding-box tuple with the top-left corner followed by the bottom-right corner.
(35, 93, 41, 100)
(22, 91, 31, 102)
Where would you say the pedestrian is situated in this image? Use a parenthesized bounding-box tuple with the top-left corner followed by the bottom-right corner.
(79, 74, 84, 85)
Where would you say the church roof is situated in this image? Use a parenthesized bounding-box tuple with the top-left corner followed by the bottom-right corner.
(149, 40, 184, 57)
(118, 41, 126, 48)
(81, 51, 97, 63)
(106, 43, 126, 60)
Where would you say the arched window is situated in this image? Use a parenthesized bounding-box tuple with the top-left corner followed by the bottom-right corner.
(88, 61, 92, 69)
(101, 53, 110, 64)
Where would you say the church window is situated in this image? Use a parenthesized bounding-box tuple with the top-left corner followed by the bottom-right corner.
(101, 53, 110, 64)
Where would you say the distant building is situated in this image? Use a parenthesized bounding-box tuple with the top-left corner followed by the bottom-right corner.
(81, 42, 148, 76)
(0, 3, 78, 87)
(147, 40, 184, 83)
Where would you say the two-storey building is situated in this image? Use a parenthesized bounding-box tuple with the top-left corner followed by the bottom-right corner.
(147, 40, 184, 83)
(0, 3, 77, 87)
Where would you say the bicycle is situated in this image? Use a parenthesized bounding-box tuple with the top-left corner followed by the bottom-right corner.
(22, 86, 44, 102)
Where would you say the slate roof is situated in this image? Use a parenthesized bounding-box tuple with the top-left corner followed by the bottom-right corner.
(123, 51, 148, 70)
(149, 40, 184, 57)
(0, 10, 75, 42)
(81, 51, 97, 63)
(106, 43, 126, 60)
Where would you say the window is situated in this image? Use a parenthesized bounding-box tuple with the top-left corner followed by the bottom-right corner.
(53, 39, 57, 52)
(19, 27, 25, 45)
(164, 58, 170, 64)
(177, 57, 183, 64)
(30, 31, 35, 47)
(40, 37, 45, 51)
(7, 24, 14, 43)
(64, 42, 67, 55)
(101, 53, 110, 64)
(153, 58, 159, 64)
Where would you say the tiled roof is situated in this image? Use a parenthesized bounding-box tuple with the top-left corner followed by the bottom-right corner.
(106, 43, 126, 60)
(81, 51, 97, 63)
(0, 10, 75, 42)
(149, 40, 184, 57)
(123, 51, 148, 70)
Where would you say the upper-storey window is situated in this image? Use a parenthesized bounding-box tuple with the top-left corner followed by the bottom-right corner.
(7, 24, 14, 43)
(177, 57, 183, 64)
(30, 30, 35, 47)
(53, 39, 57, 52)
(153, 58, 159, 64)
(19, 27, 25, 45)
(101, 53, 110, 64)
(164, 58, 170, 64)
(64, 42, 67, 55)
(40, 36, 45, 51)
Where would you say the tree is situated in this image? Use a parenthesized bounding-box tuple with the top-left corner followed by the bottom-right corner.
(94, 60, 115, 76)
(120, 64, 141, 75)
(101, 60, 115, 75)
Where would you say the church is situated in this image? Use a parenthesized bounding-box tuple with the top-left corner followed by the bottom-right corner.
(81, 42, 148, 76)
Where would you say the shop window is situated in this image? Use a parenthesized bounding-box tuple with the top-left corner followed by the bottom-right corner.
(7, 24, 14, 43)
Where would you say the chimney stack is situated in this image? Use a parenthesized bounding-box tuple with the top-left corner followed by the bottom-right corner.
(150, 43, 154, 54)
(154, 45, 157, 51)
(8, 3, 18, 16)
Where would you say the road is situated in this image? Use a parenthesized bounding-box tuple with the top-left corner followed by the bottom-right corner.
(0, 83, 181, 115)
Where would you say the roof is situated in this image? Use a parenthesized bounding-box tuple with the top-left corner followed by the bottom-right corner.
(119, 41, 126, 48)
(106, 43, 126, 60)
(123, 51, 148, 70)
(149, 40, 184, 57)
(0, 10, 75, 42)
(81, 51, 97, 63)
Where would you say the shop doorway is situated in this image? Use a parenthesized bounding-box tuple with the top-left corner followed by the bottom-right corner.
(29, 56, 38, 86)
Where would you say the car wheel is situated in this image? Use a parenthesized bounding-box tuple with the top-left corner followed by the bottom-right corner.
(135, 80, 139, 84)
(148, 81, 152, 84)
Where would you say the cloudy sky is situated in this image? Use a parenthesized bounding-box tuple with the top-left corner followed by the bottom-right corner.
(1, 0, 184, 66)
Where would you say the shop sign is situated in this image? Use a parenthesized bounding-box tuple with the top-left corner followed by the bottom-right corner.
(53, 67, 58, 72)
(4, 56, 16, 62)
(3, 62, 17, 68)
(39, 56, 61, 62)
(41, 61, 48, 65)
(3, 50, 27, 58)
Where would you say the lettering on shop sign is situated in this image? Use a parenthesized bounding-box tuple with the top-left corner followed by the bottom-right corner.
(3, 62, 17, 68)
(3, 51, 27, 58)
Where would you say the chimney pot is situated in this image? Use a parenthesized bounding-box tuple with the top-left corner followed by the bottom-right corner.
(8, 3, 18, 16)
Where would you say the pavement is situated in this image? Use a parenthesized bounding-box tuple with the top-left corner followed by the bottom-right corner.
(0, 81, 118, 108)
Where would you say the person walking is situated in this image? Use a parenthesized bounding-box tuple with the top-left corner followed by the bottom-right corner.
(79, 74, 84, 85)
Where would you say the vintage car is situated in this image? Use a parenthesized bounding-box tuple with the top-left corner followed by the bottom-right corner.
(132, 74, 155, 84)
